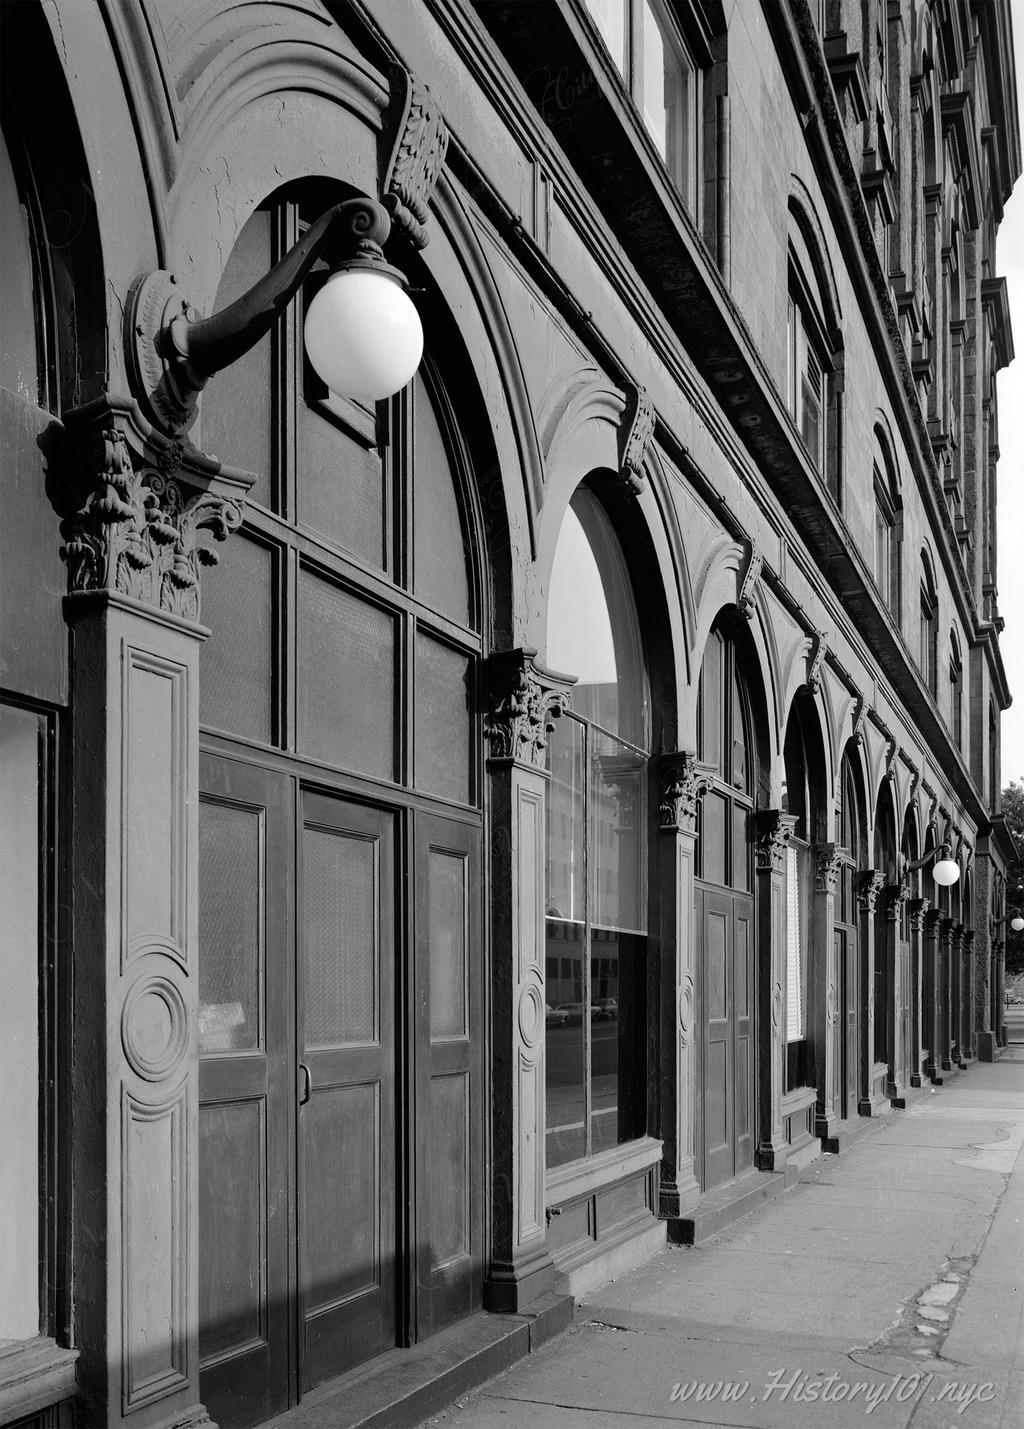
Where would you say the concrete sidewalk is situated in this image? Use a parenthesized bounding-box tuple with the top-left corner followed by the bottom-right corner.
(422, 1052, 1024, 1429)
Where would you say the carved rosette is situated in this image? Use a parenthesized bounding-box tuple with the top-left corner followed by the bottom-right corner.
(814, 843, 844, 894)
(857, 869, 885, 914)
(384, 68, 449, 249)
(908, 896, 930, 933)
(618, 382, 655, 494)
(755, 810, 798, 874)
(47, 396, 252, 620)
(659, 752, 714, 833)
(737, 545, 762, 621)
(484, 648, 574, 768)
(885, 881, 909, 922)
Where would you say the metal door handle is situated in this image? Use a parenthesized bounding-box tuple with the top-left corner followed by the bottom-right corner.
(298, 1062, 312, 1106)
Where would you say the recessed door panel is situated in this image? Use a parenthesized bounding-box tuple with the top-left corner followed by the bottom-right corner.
(299, 795, 395, 1391)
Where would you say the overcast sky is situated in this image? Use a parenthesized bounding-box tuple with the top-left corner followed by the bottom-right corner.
(996, 0, 1024, 788)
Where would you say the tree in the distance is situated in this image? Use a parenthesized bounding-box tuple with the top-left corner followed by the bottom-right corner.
(1001, 780, 1024, 979)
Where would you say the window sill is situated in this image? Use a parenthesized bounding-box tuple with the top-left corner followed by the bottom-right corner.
(546, 1135, 663, 1205)
(781, 1084, 818, 1117)
(0, 1337, 78, 1423)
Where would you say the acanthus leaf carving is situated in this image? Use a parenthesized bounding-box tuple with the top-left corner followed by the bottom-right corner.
(737, 544, 762, 620)
(383, 67, 449, 249)
(857, 868, 885, 913)
(45, 395, 252, 621)
(815, 843, 845, 894)
(484, 648, 574, 768)
(885, 880, 909, 921)
(807, 629, 828, 694)
(659, 751, 715, 833)
(908, 896, 930, 932)
(755, 810, 798, 873)
(618, 382, 654, 495)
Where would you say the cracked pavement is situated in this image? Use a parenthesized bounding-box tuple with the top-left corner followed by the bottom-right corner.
(420, 1050, 1024, 1428)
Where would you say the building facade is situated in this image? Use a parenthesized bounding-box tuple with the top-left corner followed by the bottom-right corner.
(0, 1, 1019, 1426)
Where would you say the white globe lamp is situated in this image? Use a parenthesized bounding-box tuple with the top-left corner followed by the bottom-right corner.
(305, 267, 423, 403)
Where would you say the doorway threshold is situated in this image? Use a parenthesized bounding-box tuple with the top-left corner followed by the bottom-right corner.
(665, 1167, 793, 1247)
(260, 1296, 573, 1429)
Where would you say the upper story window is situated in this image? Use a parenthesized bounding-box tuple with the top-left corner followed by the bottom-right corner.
(544, 485, 650, 1169)
(583, 0, 699, 206)
(872, 432, 902, 620)
(949, 630, 963, 749)
(919, 551, 938, 697)
(787, 254, 832, 476)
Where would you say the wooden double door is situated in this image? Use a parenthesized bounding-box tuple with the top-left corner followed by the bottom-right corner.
(197, 756, 482, 1428)
(697, 884, 755, 1188)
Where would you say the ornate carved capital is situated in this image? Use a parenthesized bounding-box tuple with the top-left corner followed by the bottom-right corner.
(484, 648, 574, 768)
(618, 382, 654, 494)
(963, 929, 976, 953)
(924, 906, 943, 934)
(815, 843, 845, 894)
(659, 752, 714, 833)
(383, 68, 448, 249)
(737, 544, 762, 620)
(857, 868, 885, 913)
(908, 896, 930, 932)
(938, 916, 955, 943)
(807, 630, 828, 694)
(44, 394, 252, 621)
(755, 810, 798, 874)
(885, 881, 909, 921)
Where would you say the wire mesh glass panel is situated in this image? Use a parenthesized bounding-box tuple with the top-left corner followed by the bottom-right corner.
(428, 848, 467, 1040)
(412, 373, 471, 627)
(298, 403, 386, 571)
(200, 208, 274, 507)
(297, 568, 395, 780)
(414, 631, 471, 805)
(303, 825, 377, 1048)
(198, 799, 262, 1053)
(200, 533, 275, 744)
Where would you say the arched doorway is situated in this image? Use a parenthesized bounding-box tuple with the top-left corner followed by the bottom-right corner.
(194, 188, 492, 1425)
(835, 747, 865, 1120)
(695, 617, 757, 1189)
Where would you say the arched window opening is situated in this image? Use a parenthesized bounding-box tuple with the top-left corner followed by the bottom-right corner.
(545, 486, 651, 1168)
(782, 696, 822, 1091)
(919, 550, 938, 695)
(949, 630, 963, 749)
(786, 208, 843, 501)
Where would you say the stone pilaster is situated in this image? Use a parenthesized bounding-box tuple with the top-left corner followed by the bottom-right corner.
(813, 844, 844, 1140)
(908, 897, 930, 1086)
(46, 393, 251, 1429)
(923, 908, 943, 1081)
(483, 648, 573, 1312)
(994, 941, 1007, 1047)
(755, 810, 798, 1171)
(962, 930, 976, 1060)
(883, 882, 910, 1105)
(857, 870, 885, 1115)
(950, 923, 965, 1065)
(938, 918, 955, 1071)
(657, 754, 713, 1219)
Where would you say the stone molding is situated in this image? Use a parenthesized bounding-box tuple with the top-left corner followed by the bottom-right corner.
(44, 394, 252, 622)
(484, 648, 574, 768)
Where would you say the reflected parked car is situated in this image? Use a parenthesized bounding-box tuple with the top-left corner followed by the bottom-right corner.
(594, 998, 618, 1020)
(545, 1003, 569, 1027)
(555, 1002, 602, 1024)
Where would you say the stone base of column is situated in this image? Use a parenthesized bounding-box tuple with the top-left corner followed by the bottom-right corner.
(659, 1170, 701, 1220)
(756, 1136, 790, 1174)
(814, 1111, 842, 1142)
(484, 1249, 557, 1314)
(978, 1030, 997, 1062)
(910, 1072, 923, 1087)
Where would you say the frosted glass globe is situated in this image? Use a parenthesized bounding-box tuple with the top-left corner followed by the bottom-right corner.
(304, 269, 423, 402)
(932, 857, 960, 887)
(1011, 915, 1024, 933)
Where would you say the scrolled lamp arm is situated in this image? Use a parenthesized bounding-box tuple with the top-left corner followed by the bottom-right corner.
(992, 909, 1024, 931)
(901, 818, 960, 886)
(128, 196, 416, 436)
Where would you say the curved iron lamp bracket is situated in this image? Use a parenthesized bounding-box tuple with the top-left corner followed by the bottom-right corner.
(126, 197, 402, 437)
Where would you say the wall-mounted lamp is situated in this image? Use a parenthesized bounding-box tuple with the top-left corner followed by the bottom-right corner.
(127, 196, 422, 437)
(992, 911, 1024, 933)
(903, 819, 961, 888)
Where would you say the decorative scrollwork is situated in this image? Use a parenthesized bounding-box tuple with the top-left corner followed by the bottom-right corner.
(857, 868, 885, 913)
(384, 68, 449, 249)
(908, 896, 930, 932)
(851, 695, 867, 747)
(737, 544, 762, 620)
(484, 648, 573, 767)
(807, 629, 828, 694)
(659, 752, 714, 832)
(618, 382, 655, 494)
(885, 881, 909, 922)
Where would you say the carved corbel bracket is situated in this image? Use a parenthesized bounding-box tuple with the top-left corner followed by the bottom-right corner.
(617, 382, 655, 495)
(383, 67, 449, 249)
(737, 544, 762, 621)
(484, 648, 574, 768)
(659, 752, 715, 833)
(755, 810, 798, 874)
(857, 868, 885, 913)
(851, 695, 868, 747)
(885, 881, 909, 922)
(815, 843, 846, 894)
(807, 629, 828, 694)
(43, 393, 253, 622)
